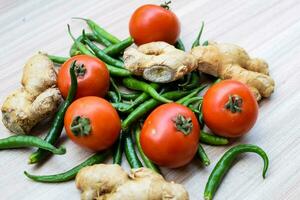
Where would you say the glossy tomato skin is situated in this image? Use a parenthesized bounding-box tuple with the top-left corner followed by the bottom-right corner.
(64, 96, 121, 151)
(140, 103, 200, 168)
(58, 55, 109, 99)
(202, 80, 258, 138)
(129, 4, 180, 45)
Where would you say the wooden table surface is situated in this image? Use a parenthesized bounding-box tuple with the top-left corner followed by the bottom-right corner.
(1, 0, 300, 199)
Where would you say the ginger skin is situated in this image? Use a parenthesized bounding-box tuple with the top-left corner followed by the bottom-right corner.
(76, 164, 189, 200)
(1, 53, 62, 134)
(191, 42, 275, 100)
(124, 42, 196, 83)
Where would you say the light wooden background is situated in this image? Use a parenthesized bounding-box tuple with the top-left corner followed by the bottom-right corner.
(0, 0, 300, 199)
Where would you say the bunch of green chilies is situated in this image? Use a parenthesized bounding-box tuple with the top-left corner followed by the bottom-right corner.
(0, 19, 269, 200)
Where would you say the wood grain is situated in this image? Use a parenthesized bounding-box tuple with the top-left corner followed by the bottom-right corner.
(0, 0, 300, 199)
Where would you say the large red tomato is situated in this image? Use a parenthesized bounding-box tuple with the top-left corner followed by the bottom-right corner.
(202, 80, 259, 138)
(129, 4, 180, 45)
(140, 103, 200, 168)
(58, 55, 109, 99)
(64, 96, 121, 151)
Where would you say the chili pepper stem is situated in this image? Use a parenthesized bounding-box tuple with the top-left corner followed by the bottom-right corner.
(72, 17, 88, 22)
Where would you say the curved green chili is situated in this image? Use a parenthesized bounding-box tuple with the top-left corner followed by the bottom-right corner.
(134, 125, 160, 173)
(204, 144, 269, 200)
(69, 33, 99, 57)
(174, 39, 185, 51)
(47, 55, 68, 64)
(178, 73, 192, 87)
(25, 151, 109, 183)
(113, 132, 124, 165)
(176, 85, 207, 104)
(200, 131, 229, 146)
(182, 96, 203, 106)
(122, 90, 190, 131)
(120, 92, 141, 100)
(107, 91, 119, 103)
(83, 31, 124, 68)
(29, 61, 78, 164)
(67, 25, 94, 56)
(192, 21, 205, 48)
(0, 135, 65, 155)
(185, 71, 201, 89)
(122, 77, 172, 103)
(197, 144, 210, 166)
(111, 102, 133, 113)
(109, 78, 121, 102)
(106, 64, 131, 77)
(103, 37, 134, 56)
(73, 17, 120, 44)
(119, 83, 159, 112)
(124, 131, 143, 169)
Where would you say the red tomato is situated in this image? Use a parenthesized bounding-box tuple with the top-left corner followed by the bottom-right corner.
(140, 103, 200, 168)
(58, 55, 109, 99)
(202, 80, 258, 138)
(64, 96, 121, 151)
(129, 4, 180, 45)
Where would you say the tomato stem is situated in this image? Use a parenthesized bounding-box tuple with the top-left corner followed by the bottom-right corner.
(225, 95, 243, 113)
(160, 1, 172, 10)
(70, 116, 91, 136)
(172, 114, 193, 135)
(74, 63, 86, 77)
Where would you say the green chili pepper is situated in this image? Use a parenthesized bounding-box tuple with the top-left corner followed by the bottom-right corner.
(174, 39, 185, 51)
(182, 96, 203, 106)
(109, 78, 121, 102)
(178, 73, 192, 87)
(122, 90, 191, 131)
(106, 64, 131, 77)
(103, 37, 134, 56)
(111, 102, 133, 113)
(197, 144, 210, 166)
(47, 54, 68, 64)
(176, 85, 207, 104)
(185, 71, 201, 89)
(24, 151, 109, 183)
(69, 33, 100, 57)
(204, 144, 269, 200)
(107, 91, 119, 103)
(120, 92, 141, 100)
(0, 135, 65, 155)
(122, 77, 172, 103)
(134, 125, 160, 173)
(200, 131, 229, 146)
(73, 17, 120, 44)
(67, 25, 94, 57)
(83, 31, 124, 68)
(119, 83, 159, 112)
(113, 131, 124, 165)
(192, 21, 205, 48)
(29, 61, 78, 164)
(124, 131, 143, 169)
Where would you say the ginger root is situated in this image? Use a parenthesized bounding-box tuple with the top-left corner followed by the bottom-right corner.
(76, 164, 189, 200)
(191, 42, 275, 100)
(1, 53, 62, 134)
(124, 41, 274, 100)
(124, 42, 196, 83)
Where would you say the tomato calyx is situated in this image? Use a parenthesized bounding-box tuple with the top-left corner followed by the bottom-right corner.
(70, 116, 91, 136)
(172, 114, 193, 135)
(160, 1, 171, 10)
(225, 95, 243, 113)
(74, 63, 86, 77)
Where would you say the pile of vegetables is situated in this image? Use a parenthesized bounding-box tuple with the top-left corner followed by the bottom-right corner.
(0, 2, 275, 200)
